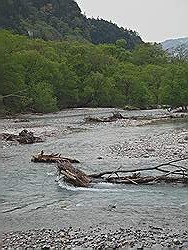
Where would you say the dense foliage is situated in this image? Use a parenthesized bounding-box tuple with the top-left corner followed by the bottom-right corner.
(0, 30, 187, 115)
(0, 0, 142, 49)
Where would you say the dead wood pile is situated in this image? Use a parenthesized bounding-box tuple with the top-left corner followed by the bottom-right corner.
(32, 152, 188, 187)
(85, 111, 188, 123)
(1, 129, 43, 144)
(32, 151, 80, 163)
(57, 158, 187, 187)
(90, 158, 188, 185)
(85, 112, 125, 123)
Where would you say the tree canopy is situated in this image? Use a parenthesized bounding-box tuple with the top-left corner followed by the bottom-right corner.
(0, 30, 187, 115)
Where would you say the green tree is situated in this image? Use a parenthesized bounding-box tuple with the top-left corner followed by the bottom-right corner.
(112, 63, 139, 104)
(141, 64, 166, 105)
(28, 82, 57, 113)
(115, 39, 127, 49)
(53, 62, 79, 108)
(160, 64, 188, 110)
(80, 72, 115, 107)
(132, 43, 168, 65)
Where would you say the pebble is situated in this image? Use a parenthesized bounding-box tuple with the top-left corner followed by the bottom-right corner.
(173, 238, 181, 245)
(184, 135, 188, 140)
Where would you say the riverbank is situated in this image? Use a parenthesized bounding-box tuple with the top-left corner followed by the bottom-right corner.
(0, 107, 187, 121)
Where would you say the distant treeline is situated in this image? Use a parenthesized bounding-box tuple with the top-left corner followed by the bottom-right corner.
(0, 30, 187, 114)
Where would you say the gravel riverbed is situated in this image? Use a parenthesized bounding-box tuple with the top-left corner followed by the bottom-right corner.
(2, 226, 188, 249)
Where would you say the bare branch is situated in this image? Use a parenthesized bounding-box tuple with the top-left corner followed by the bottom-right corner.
(90, 158, 188, 178)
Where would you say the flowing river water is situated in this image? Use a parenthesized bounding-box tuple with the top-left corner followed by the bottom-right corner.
(0, 108, 188, 235)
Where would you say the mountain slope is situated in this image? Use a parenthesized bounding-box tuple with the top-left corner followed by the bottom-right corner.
(161, 37, 188, 50)
(0, 0, 91, 41)
(0, 0, 142, 49)
(161, 37, 188, 59)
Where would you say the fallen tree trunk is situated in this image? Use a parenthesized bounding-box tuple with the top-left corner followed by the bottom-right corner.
(32, 151, 80, 163)
(57, 160, 91, 187)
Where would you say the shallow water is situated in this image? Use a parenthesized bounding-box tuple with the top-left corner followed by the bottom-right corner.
(0, 108, 188, 233)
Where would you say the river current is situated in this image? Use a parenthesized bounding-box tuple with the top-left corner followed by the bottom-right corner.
(0, 108, 187, 234)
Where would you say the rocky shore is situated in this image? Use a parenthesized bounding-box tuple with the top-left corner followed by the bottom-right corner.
(2, 226, 188, 249)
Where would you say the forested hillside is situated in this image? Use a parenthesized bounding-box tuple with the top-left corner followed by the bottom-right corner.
(88, 18, 141, 50)
(0, 0, 90, 40)
(0, 0, 142, 49)
(0, 30, 187, 115)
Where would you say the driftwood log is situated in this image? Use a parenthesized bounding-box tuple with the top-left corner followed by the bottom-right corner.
(1, 129, 43, 144)
(57, 160, 91, 187)
(32, 151, 80, 163)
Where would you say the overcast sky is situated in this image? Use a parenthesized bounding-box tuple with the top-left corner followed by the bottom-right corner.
(75, 0, 188, 42)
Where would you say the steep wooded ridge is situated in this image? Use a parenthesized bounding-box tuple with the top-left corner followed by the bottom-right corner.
(0, 0, 142, 49)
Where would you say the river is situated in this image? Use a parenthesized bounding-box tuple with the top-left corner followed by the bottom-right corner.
(0, 108, 188, 234)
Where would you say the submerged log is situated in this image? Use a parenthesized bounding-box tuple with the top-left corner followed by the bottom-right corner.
(1, 129, 43, 144)
(32, 151, 80, 163)
(57, 160, 91, 187)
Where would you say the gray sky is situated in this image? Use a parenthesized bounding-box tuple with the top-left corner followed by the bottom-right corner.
(75, 0, 188, 42)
